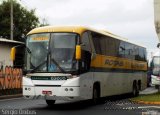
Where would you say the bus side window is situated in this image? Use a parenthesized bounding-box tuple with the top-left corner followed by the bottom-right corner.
(125, 43, 134, 59)
(134, 46, 139, 60)
(119, 41, 125, 58)
(81, 32, 91, 71)
(91, 32, 101, 54)
(81, 32, 91, 52)
(143, 48, 147, 61)
(139, 47, 145, 61)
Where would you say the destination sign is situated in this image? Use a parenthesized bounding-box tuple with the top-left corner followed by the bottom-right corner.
(32, 37, 49, 41)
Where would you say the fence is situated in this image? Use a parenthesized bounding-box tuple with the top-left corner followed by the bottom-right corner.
(0, 66, 22, 96)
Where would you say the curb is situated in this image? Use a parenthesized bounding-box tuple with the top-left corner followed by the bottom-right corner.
(0, 94, 22, 100)
(131, 99, 160, 105)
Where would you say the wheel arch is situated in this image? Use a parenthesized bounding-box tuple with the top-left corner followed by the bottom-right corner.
(93, 81, 101, 97)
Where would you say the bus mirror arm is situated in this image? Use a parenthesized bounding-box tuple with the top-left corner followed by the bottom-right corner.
(80, 43, 86, 46)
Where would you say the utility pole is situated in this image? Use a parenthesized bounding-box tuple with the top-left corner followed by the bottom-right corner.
(10, 0, 13, 40)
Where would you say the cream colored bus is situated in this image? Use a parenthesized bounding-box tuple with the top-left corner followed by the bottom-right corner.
(11, 26, 147, 106)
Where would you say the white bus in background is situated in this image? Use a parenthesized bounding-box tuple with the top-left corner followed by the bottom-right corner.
(150, 51, 160, 90)
(151, 0, 160, 91)
(11, 26, 147, 106)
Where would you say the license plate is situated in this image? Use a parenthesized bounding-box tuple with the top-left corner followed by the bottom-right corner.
(42, 91, 52, 95)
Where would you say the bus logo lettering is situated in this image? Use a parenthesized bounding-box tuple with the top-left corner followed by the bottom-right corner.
(105, 59, 124, 66)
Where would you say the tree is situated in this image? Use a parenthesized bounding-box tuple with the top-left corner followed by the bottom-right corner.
(0, 0, 39, 42)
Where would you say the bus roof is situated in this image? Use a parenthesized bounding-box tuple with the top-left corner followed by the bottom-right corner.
(27, 26, 145, 48)
(27, 26, 86, 35)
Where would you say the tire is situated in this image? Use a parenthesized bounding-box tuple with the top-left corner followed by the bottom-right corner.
(158, 86, 160, 92)
(155, 85, 160, 92)
(138, 81, 141, 91)
(132, 82, 139, 97)
(155, 85, 159, 89)
(46, 100, 55, 106)
(92, 85, 100, 104)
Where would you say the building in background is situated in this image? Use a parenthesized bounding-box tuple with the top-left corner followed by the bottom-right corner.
(0, 38, 24, 69)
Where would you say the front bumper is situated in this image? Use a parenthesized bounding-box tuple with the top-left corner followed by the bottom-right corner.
(151, 75, 160, 85)
(23, 86, 84, 101)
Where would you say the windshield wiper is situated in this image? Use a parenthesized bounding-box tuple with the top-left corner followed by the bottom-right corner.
(48, 49, 66, 73)
(30, 60, 46, 73)
(29, 59, 65, 73)
(26, 47, 37, 69)
(26, 46, 46, 72)
(26, 47, 31, 54)
(29, 51, 66, 73)
(50, 58, 66, 73)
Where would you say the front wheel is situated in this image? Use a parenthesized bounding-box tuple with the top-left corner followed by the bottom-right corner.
(92, 86, 100, 104)
(155, 85, 160, 92)
(46, 100, 55, 106)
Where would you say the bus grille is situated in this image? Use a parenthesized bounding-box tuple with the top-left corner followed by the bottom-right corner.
(31, 76, 67, 80)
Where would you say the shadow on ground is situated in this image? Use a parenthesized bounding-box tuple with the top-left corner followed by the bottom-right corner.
(29, 93, 134, 111)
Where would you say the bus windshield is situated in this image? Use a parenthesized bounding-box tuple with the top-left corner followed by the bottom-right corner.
(26, 33, 78, 73)
(151, 56, 160, 76)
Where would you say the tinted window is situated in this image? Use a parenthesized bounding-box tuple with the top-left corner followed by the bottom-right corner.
(51, 33, 76, 48)
(105, 37, 119, 56)
(91, 31, 146, 61)
(134, 46, 146, 61)
(91, 32, 101, 54)
(125, 43, 134, 59)
(81, 32, 92, 72)
(81, 32, 91, 52)
(133, 46, 139, 60)
(139, 47, 145, 61)
(91, 32, 119, 56)
(119, 41, 125, 57)
(100, 36, 106, 55)
(143, 48, 147, 61)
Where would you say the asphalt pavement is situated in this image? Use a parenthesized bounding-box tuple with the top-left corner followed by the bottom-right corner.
(0, 87, 159, 115)
(0, 94, 159, 115)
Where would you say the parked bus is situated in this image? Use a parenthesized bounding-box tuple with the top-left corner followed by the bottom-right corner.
(11, 26, 147, 105)
(150, 51, 160, 90)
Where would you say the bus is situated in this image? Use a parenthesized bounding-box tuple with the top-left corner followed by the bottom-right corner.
(11, 26, 147, 105)
(150, 51, 160, 90)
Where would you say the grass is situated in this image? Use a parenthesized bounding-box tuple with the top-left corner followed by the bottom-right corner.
(131, 92, 160, 102)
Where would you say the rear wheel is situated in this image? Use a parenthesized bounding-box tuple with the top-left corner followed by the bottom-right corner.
(132, 81, 139, 97)
(46, 100, 55, 106)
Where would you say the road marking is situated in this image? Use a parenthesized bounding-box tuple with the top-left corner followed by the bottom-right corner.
(0, 97, 22, 102)
(138, 106, 160, 109)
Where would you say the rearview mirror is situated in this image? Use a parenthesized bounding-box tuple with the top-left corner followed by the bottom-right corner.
(75, 45, 81, 60)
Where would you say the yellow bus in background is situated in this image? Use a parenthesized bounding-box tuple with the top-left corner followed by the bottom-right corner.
(12, 26, 147, 106)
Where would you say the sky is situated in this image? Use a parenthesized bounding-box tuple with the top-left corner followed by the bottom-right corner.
(19, 0, 159, 60)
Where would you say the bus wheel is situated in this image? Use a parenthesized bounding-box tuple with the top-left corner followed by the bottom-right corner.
(132, 82, 139, 97)
(138, 80, 141, 91)
(46, 100, 55, 106)
(155, 85, 160, 92)
(92, 85, 100, 104)
(155, 85, 159, 89)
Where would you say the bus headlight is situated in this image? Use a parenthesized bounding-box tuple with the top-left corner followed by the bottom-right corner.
(69, 88, 73, 91)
